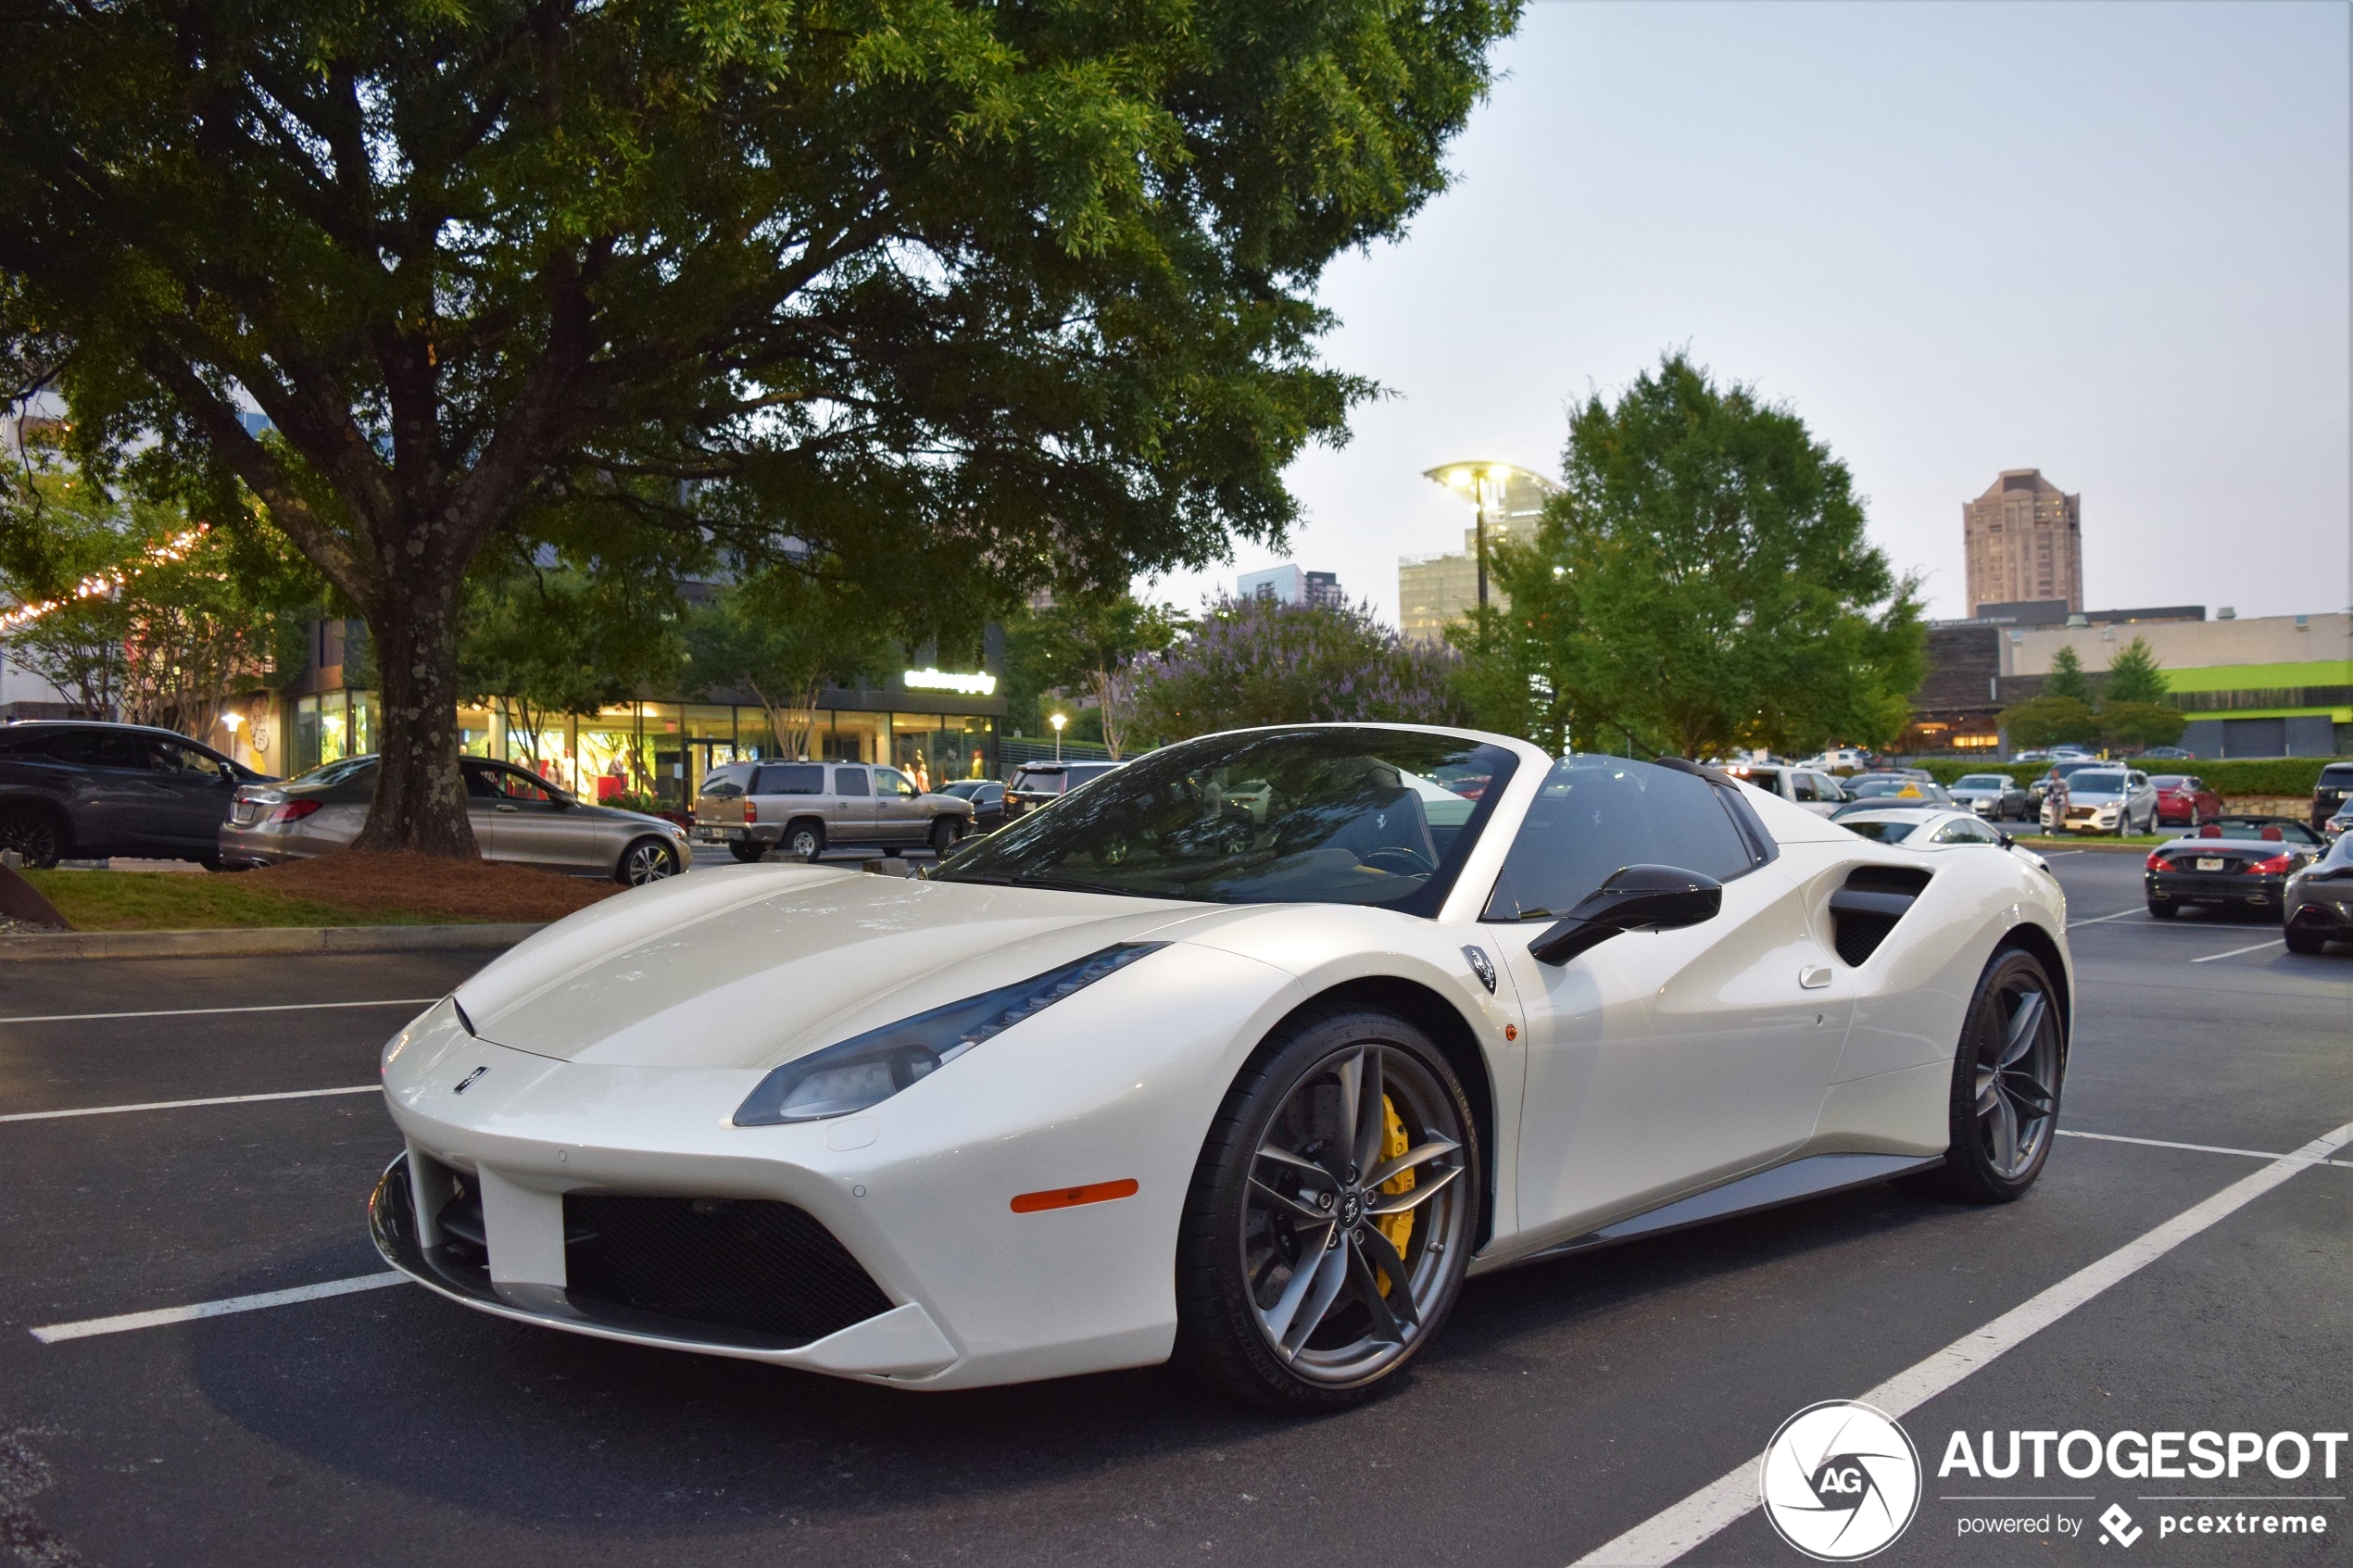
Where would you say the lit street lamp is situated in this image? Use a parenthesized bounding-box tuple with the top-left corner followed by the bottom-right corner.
(1422, 461, 1553, 623)
(1050, 711, 1066, 761)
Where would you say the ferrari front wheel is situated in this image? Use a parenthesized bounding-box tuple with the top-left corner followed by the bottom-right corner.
(1176, 1007, 1479, 1411)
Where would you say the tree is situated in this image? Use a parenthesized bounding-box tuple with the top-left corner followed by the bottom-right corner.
(2098, 700, 2187, 751)
(1003, 591, 1184, 759)
(0, 0, 1516, 855)
(3, 459, 316, 734)
(1461, 352, 1926, 760)
(457, 554, 686, 778)
(2043, 645, 2092, 702)
(2103, 635, 2169, 705)
(1129, 595, 1464, 744)
(683, 568, 894, 760)
(1997, 695, 2099, 750)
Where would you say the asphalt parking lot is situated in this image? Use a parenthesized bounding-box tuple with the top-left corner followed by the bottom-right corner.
(0, 849, 2346, 1568)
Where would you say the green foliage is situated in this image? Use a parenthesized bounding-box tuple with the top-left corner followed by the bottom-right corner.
(0, 0, 1519, 850)
(1, 458, 321, 733)
(1996, 695, 2100, 749)
(1460, 352, 1926, 759)
(1000, 591, 1185, 759)
(2097, 699, 2187, 750)
(2043, 646, 2092, 701)
(1129, 595, 1465, 745)
(2102, 636, 2169, 705)
(458, 554, 686, 774)
(681, 567, 895, 759)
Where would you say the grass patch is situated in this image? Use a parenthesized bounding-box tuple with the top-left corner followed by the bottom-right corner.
(20, 869, 447, 931)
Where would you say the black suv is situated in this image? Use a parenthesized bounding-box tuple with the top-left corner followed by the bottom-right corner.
(0, 721, 271, 868)
(2313, 762, 2353, 833)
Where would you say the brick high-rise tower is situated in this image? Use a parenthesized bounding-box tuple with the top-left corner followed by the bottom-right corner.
(1964, 469, 2082, 614)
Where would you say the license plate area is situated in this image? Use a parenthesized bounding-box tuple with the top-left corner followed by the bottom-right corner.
(2196, 858, 2225, 872)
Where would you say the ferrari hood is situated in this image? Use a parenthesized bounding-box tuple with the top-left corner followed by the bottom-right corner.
(451, 865, 1212, 1071)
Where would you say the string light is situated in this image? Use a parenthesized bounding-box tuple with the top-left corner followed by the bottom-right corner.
(0, 524, 210, 635)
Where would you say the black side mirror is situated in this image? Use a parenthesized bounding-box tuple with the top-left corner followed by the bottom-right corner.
(1997, 832, 2016, 847)
(1529, 864, 1724, 967)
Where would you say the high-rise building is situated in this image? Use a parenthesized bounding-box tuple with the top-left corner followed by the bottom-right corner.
(1964, 470, 2082, 616)
(1238, 564, 1341, 608)
(1398, 469, 1558, 644)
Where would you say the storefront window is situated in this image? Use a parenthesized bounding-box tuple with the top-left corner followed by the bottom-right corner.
(576, 704, 654, 805)
(826, 709, 884, 765)
(684, 705, 736, 803)
(350, 690, 376, 756)
(294, 695, 321, 775)
(457, 705, 498, 758)
(319, 689, 351, 765)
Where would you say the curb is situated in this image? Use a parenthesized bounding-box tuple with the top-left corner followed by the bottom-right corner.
(0, 922, 547, 961)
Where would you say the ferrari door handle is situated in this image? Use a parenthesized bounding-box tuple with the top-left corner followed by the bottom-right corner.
(1799, 964, 1832, 989)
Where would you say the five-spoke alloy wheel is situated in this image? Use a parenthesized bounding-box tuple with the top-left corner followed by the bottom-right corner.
(617, 837, 682, 886)
(1929, 947, 2066, 1201)
(1178, 1007, 1478, 1410)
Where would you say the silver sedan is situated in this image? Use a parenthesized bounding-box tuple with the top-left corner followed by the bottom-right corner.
(220, 755, 692, 884)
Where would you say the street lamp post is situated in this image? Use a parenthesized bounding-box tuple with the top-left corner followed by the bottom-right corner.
(1050, 711, 1066, 761)
(1422, 461, 1554, 644)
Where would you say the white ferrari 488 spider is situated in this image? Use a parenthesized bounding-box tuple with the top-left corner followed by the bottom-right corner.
(371, 724, 2072, 1410)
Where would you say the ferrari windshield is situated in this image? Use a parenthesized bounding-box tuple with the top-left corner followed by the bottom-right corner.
(934, 727, 1518, 913)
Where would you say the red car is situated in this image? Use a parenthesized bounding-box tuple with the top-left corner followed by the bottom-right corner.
(2149, 773, 2221, 827)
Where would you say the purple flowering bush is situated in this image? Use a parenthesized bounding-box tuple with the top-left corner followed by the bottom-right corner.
(1129, 595, 1467, 744)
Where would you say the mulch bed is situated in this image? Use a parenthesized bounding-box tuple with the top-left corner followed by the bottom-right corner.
(245, 850, 625, 924)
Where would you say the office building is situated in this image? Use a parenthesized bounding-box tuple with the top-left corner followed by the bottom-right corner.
(1965, 470, 2082, 615)
(1398, 468, 1558, 644)
(1238, 565, 1342, 609)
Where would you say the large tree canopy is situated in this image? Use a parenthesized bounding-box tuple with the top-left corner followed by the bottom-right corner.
(0, 0, 1516, 851)
(1464, 352, 1925, 759)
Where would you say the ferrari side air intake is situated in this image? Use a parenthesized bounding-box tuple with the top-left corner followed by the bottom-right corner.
(1829, 866, 1933, 966)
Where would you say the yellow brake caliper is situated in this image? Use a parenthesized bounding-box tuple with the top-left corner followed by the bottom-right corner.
(1375, 1096, 1414, 1295)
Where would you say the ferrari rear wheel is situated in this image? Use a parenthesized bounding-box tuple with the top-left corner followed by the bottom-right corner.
(1176, 1006, 1478, 1411)
(1925, 947, 2065, 1203)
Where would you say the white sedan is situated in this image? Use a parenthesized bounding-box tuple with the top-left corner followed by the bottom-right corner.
(371, 725, 2074, 1411)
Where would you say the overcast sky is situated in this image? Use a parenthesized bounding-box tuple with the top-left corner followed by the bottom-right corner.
(1149, 0, 2351, 628)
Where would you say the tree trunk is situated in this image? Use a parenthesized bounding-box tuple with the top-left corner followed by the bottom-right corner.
(353, 577, 480, 857)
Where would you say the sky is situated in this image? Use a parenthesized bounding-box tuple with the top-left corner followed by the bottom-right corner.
(1149, 0, 2352, 629)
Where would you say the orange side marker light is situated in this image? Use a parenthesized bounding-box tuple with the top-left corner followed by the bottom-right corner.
(1011, 1178, 1139, 1214)
(1504, 1023, 1517, 1041)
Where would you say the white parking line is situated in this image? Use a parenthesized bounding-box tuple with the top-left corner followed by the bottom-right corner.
(2066, 909, 2145, 927)
(0, 1085, 378, 1124)
(2056, 1128, 2353, 1170)
(2190, 938, 2285, 964)
(0, 997, 439, 1026)
(1566, 1118, 2353, 1567)
(31, 1273, 409, 1344)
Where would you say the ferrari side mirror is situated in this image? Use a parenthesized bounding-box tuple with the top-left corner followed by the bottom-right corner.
(1529, 864, 1724, 967)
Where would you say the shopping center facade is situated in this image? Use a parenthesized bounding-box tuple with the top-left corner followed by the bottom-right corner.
(205, 619, 1007, 806)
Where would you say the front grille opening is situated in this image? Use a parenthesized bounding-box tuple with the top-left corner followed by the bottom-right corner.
(562, 1195, 893, 1347)
(1830, 866, 1932, 967)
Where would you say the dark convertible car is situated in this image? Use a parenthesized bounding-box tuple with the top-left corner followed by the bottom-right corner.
(2284, 831, 2353, 954)
(2144, 816, 2326, 921)
(0, 721, 270, 868)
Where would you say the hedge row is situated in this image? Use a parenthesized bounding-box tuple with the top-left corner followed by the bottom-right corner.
(1908, 758, 2345, 796)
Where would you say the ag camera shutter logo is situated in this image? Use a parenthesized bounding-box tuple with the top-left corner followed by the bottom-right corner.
(1760, 1400, 1922, 1561)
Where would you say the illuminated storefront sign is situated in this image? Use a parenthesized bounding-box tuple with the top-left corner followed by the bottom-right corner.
(904, 668, 999, 696)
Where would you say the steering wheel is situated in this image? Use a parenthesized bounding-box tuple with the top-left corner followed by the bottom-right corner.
(1361, 846, 1436, 877)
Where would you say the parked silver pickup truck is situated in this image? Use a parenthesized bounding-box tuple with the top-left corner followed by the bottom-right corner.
(698, 760, 973, 861)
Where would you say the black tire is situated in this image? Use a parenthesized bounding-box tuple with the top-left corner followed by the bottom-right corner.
(927, 816, 961, 855)
(2284, 924, 2325, 955)
(1920, 947, 2066, 1203)
(2146, 899, 2177, 920)
(615, 836, 681, 886)
(728, 838, 768, 863)
(1175, 1006, 1480, 1411)
(0, 807, 68, 870)
(783, 819, 824, 862)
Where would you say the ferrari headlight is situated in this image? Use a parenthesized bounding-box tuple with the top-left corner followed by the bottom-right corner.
(732, 943, 1167, 1125)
